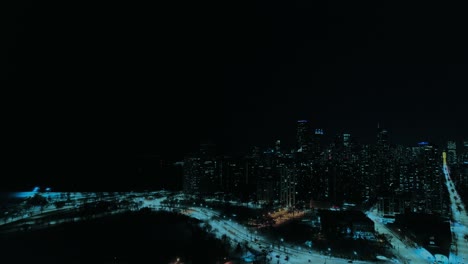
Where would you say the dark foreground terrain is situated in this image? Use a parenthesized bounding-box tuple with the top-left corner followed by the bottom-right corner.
(0, 210, 229, 264)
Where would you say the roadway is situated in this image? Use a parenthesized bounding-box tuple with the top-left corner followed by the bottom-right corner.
(366, 208, 436, 264)
(1, 191, 391, 264)
(443, 164, 468, 264)
(182, 206, 383, 264)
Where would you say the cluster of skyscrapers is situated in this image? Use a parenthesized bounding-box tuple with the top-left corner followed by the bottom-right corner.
(182, 120, 468, 215)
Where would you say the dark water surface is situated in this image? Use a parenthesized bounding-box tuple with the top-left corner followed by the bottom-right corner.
(0, 210, 228, 264)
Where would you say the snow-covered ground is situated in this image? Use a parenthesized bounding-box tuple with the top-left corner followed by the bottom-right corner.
(366, 209, 435, 264)
(443, 164, 468, 264)
(182, 207, 390, 264)
(0, 191, 405, 263)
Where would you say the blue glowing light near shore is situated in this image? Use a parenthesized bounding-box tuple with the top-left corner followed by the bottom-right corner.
(10, 192, 37, 199)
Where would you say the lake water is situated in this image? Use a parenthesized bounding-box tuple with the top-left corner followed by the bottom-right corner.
(0, 209, 229, 264)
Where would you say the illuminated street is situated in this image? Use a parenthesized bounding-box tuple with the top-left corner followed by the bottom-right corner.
(443, 157, 468, 264)
(1, 191, 395, 264)
(182, 207, 379, 264)
(366, 208, 436, 264)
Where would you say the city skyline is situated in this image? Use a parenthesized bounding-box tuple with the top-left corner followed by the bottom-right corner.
(2, 2, 467, 188)
(2, 2, 468, 264)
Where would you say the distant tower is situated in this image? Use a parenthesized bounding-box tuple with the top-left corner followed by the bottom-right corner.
(343, 133, 351, 147)
(312, 128, 324, 155)
(183, 142, 219, 194)
(183, 155, 202, 194)
(447, 141, 457, 165)
(374, 124, 391, 192)
(462, 140, 468, 191)
(376, 124, 389, 147)
(296, 120, 311, 153)
(275, 140, 281, 154)
(464, 140, 468, 164)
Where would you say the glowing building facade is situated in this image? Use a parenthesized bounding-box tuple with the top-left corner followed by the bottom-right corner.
(447, 141, 457, 165)
(296, 120, 310, 154)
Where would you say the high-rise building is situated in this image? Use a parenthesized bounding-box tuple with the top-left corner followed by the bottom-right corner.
(275, 140, 281, 154)
(343, 133, 351, 147)
(377, 126, 389, 148)
(416, 143, 444, 214)
(220, 157, 242, 196)
(183, 143, 220, 194)
(447, 141, 457, 165)
(279, 163, 296, 208)
(296, 120, 310, 153)
(312, 128, 324, 156)
(374, 125, 391, 192)
(256, 164, 279, 204)
(460, 141, 468, 192)
(183, 156, 202, 194)
(463, 140, 468, 164)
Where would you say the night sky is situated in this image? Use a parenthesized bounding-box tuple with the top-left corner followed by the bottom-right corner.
(2, 1, 467, 189)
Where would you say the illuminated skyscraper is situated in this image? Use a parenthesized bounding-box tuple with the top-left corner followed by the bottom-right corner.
(416, 142, 444, 214)
(375, 125, 391, 191)
(343, 133, 351, 147)
(296, 120, 310, 153)
(312, 128, 324, 156)
(183, 143, 220, 194)
(275, 139, 281, 154)
(461, 140, 468, 191)
(463, 140, 468, 164)
(183, 156, 202, 193)
(447, 141, 457, 165)
(279, 163, 296, 208)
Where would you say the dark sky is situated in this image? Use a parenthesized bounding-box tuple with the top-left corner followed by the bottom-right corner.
(2, 1, 467, 189)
